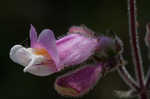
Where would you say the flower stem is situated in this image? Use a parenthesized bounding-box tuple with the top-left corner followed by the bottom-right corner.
(145, 24, 150, 89)
(145, 69, 150, 89)
(140, 92, 148, 99)
(118, 66, 139, 90)
(128, 0, 147, 98)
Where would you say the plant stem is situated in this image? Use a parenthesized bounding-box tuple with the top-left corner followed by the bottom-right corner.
(145, 69, 150, 89)
(145, 24, 150, 89)
(128, 0, 147, 98)
(118, 66, 139, 90)
(140, 92, 148, 99)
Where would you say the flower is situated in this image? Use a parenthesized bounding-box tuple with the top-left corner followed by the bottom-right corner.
(55, 64, 102, 97)
(9, 24, 125, 97)
(54, 34, 124, 96)
(10, 25, 98, 76)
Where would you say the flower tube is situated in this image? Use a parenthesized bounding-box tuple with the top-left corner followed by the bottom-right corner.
(10, 25, 98, 76)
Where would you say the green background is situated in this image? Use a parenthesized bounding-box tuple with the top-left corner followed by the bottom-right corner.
(1, 0, 150, 99)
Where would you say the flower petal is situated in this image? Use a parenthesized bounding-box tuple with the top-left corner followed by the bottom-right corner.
(37, 29, 60, 66)
(57, 34, 98, 69)
(23, 52, 58, 76)
(55, 64, 102, 97)
(30, 24, 38, 48)
(9, 45, 32, 67)
(24, 63, 57, 76)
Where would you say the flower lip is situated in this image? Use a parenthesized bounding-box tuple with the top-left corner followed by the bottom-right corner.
(10, 45, 32, 67)
(23, 54, 42, 72)
(9, 44, 58, 76)
(22, 48, 58, 76)
(10, 45, 23, 58)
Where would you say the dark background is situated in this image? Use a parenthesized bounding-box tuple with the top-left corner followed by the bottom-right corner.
(1, 0, 150, 99)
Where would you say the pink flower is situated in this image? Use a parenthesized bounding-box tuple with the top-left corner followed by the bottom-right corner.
(9, 25, 124, 97)
(55, 64, 102, 97)
(10, 25, 98, 76)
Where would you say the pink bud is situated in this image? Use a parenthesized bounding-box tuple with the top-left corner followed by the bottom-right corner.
(55, 64, 102, 97)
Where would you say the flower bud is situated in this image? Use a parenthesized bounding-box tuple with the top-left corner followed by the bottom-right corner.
(55, 64, 102, 97)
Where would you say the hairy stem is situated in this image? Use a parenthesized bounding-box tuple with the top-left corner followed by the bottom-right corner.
(145, 24, 150, 89)
(128, 0, 147, 98)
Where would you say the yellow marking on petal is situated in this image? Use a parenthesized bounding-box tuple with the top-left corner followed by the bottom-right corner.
(34, 48, 51, 59)
(55, 84, 79, 96)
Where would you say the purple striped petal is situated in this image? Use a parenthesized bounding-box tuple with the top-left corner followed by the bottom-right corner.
(30, 24, 38, 48)
(37, 29, 59, 66)
(56, 34, 98, 69)
(55, 64, 102, 97)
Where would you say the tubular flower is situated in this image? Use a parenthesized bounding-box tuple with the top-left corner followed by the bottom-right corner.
(55, 64, 102, 97)
(9, 24, 125, 97)
(10, 25, 98, 76)
(56, 26, 98, 68)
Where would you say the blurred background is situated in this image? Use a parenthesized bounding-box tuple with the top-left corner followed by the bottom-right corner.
(1, 0, 150, 99)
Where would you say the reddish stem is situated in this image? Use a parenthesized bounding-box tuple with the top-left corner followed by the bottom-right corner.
(140, 92, 148, 99)
(128, 0, 147, 98)
(145, 24, 150, 89)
